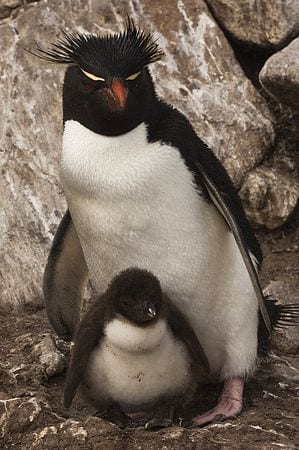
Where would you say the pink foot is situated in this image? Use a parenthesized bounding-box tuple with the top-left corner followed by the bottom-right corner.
(192, 377, 244, 427)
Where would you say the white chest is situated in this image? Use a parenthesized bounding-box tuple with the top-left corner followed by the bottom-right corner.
(61, 120, 223, 294)
(84, 318, 193, 410)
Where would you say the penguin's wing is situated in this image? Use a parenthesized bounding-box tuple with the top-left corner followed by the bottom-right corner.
(194, 160, 272, 335)
(164, 296, 210, 373)
(148, 101, 271, 336)
(43, 210, 89, 341)
(64, 296, 106, 408)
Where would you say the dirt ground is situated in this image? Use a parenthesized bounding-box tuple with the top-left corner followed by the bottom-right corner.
(0, 219, 298, 449)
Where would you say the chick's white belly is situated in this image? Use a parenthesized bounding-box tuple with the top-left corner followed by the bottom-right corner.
(84, 319, 192, 409)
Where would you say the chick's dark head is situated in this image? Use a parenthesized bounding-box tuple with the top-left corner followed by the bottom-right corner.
(107, 268, 163, 325)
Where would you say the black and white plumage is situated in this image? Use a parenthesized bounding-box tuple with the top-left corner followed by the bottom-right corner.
(64, 268, 209, 428)
(39, 19, 299, 426)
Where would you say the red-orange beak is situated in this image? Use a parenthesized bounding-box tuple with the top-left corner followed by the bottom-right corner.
(111, 79, 128, 108)
(102, 79, 128, 111)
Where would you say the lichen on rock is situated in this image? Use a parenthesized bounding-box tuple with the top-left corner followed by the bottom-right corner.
(239, 167, 299, 229)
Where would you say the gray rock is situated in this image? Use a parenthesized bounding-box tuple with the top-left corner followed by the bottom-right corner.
(2, 332, 46, 387)
(1, 0, 274, 307)
(259, 37, 299, 108)
(205, 0, 299, 47)
(0, 0, 22, 6)
(142, 0, 274, 185)
(239, 167, 299, 229)
(25, 417, 124, 450)
(0, 395, 95, 449)
(0, 0, 22, 19)
(33, 334, 67, 377)
(0, 330, 67, 389)
(1, 7, 66, 308)
(0, 392, 10, 400)
(0, 396, 42, 436)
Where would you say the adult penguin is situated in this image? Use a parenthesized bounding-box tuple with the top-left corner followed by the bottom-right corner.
(37, 19, 299, 426)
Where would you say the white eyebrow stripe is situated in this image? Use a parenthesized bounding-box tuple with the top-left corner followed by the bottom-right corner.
(126, 71, 141, 80)
(81, 69, 105, 81)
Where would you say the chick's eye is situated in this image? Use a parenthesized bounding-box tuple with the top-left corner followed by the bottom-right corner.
(125, 71, 141, 81)
(120, 298, 129, 308)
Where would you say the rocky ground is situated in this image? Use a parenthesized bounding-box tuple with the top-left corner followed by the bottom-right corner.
(1, 218, 298, 450)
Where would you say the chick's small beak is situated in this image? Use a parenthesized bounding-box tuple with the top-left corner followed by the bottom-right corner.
(147, 307, 156, 318)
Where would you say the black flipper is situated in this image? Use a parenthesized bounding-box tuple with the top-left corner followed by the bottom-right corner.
(195, 162, 272, 336)
(164, 295, 210, 373)
(147, 101, 271, 335)
(64, 296, 106, 408)
(43, 210, 88, 341)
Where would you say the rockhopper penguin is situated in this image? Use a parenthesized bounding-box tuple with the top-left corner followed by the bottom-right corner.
(64, 268, 210, 429)
(37, 19, 299, 426)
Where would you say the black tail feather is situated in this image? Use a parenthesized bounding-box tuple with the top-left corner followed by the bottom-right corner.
(264, 296, 299, 329)
(258, 296, 299, 359)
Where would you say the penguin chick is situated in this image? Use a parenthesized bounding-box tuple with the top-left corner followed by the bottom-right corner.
(64, 268, 210, 428)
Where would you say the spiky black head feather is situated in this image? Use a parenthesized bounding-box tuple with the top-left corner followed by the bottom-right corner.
(35, 18, 164, 76)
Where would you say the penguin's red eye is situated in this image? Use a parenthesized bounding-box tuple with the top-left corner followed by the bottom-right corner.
(83, 83, 94, 93)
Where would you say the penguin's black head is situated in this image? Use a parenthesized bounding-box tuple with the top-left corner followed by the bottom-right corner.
(107, 268, 163, 325)
(35, 18, 164, 135)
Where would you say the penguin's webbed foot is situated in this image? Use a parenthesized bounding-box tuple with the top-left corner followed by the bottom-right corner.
(145, 416, 173, 430)
(99, 405, 176, 430)
(145, 405, 175, 430)
(97, 404, 132, 428)
(125, 410, 153, 427)
(191, 376, 244, 427)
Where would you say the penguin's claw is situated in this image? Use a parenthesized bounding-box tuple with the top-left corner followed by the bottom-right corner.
(178, 418, 192, 428)
(97, 405, 132, 428)
(192, 398, 243, 428)
(126, 410, 153, 423)
(192, 377, 244, 427)
(145, 417, 173, 430)
(144, 405, 175, 430)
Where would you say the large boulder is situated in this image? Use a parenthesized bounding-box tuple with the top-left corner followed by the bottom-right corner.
(140, 0, 274, 185)
(205, 0, 299, 47)
(239, 166, 299, 229)
(259, 37, 299, 108)
(1, 0, 274, 306)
